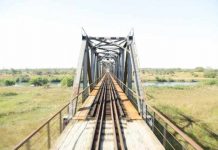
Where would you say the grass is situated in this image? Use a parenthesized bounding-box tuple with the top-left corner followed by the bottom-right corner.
(0, 68, 217, 149)
(0, 86, 72, 150)
(200, 79, 218, 86)
(140, 70, 210, 82)
(146, 85, 218, 149)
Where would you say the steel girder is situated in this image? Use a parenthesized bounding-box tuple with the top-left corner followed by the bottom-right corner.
(70, 29, 145, 118)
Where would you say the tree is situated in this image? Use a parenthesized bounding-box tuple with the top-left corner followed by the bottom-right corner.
(30, 77, 48, 86)
(61, 76, 73, 87)
(4, 80, 15, 86)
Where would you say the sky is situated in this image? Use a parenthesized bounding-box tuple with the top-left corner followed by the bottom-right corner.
(0, 0, 218, 69)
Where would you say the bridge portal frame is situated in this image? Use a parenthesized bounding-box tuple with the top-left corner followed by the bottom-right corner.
(69, 29, 145, 118)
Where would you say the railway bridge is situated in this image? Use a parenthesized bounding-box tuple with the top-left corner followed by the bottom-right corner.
(14, 30, 203, 150)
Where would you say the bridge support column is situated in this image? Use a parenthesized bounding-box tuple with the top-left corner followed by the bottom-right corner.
(127, 34, 145, 115)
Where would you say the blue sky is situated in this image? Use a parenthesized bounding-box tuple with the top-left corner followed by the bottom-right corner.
(0, 0, 218, 69)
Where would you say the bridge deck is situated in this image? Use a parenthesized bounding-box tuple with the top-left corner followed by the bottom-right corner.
(52, 75, 164, 150)
(73, 76, 105, 120)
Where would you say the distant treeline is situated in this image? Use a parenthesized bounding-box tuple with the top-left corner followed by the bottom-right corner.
(0, 68, 76, 75)
(0, 68, 75, 87)
(140, 67, 218, 78)
(140, 67, 218, 72)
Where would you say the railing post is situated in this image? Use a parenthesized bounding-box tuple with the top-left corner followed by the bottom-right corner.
(152, 112, 155, 132)
(74, 97, 78, 115)
(127, 88, 129, 99)
(139, 98, 142, 116)
(47, 122, 51, 149)
(59, 111, 62, 133)
(145, 104, 148, 123)
(163, 123, 167, 148)
(67, 105, 69, 115)
(26, 140, 30, 150)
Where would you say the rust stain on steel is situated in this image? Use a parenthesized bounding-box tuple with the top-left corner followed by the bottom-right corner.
(73, 76, 105, 120)
(111, 77, 142, 120)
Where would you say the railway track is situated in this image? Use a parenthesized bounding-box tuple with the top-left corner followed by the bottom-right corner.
(89, 74, 126, 150)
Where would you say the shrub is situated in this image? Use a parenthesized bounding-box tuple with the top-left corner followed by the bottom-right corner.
(201, 79, 218, 86)
(178, 79, 185, 82)
(204, 71, 217, 78)
(190, 79, 197, 82)
(4, 80, 15, 86)
(16, 75, 30, 83)
(50, 77, 62, 83)
(61, 76, 73, 87)
(30, 77, 49, 86)
(155, 77, 167, 82)
(168, 78, 175, 82)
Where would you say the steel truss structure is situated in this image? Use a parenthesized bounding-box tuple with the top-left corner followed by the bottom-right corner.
(69, 29, 145, 117)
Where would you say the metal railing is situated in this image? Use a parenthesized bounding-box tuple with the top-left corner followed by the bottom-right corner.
(14, 76, 103, 150)
(113, 75, 203, 150)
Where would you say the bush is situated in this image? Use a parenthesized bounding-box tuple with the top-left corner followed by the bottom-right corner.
(155, 77, 167, 82)
(50, 77, 62, 83)
(178, 79, 185, 82)
(16, 75, 30, 83)
(201, 79, 218, 86)
(61, 76, 73, 87)
(168, 78, 175, 82)
(30, 77, 49, 86)
(204, 71, 217, 78)
(4, 80, 15, 86)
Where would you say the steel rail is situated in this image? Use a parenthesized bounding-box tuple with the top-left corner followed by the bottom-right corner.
(90, 74, 126, 150)
(89, 81, 105, 117)
(112, 84, 125, 117)
(110, 81, 125, 150)
(109, 83, 119, 150)
(90, 77, 107, 150)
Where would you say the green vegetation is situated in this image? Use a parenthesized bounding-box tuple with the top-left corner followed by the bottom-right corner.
(15, 75, 30, 83)
(0, 68, 75, 87)
(4, 80, 15, 86)
(61, 76, 74, 87)
(0, 68, 75, 150)
(194, 67, 204, 72)
(30, 77, 49, 86)
(146, 84, 218, 149)
(0, 67, 217, 149)
(49, 77, 62, 83)
(204, 70, 217, 78)
(0, 92, 18, 96)
(141, 67, 218, 149)
(200, 79, 218, 86)
(0, 86, 72, 150)
(155, 76, 167, 82)
(140, 67, 218, 82)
